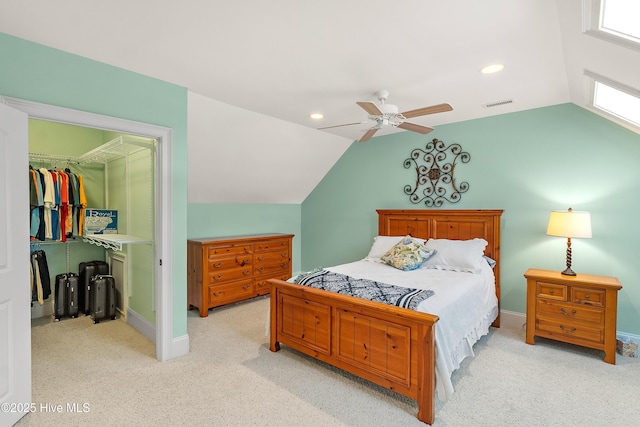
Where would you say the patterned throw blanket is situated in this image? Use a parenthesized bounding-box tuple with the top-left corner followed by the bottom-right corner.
(293, 269, 434, 311)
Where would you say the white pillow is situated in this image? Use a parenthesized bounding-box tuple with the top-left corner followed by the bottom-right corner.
(422, 238, 488, 274)
(365, 235, 426, 262)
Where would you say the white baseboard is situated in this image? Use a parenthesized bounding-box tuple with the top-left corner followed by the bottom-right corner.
(31, 299, 54, 319)
(499, 309, 526, 331)
(125, 308, 190, 359)
(126, 308, 156, 343)
(171, 334, 190, 359)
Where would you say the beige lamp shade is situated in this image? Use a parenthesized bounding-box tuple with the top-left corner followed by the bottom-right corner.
(546, 209, 592, 238)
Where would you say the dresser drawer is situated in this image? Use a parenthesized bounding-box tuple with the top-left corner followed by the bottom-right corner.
(536, 282, 567, 301)
(208, 244, 252, 258)
(208, 279, 253, 304)
(254, 261, 290, 277)
(571, 287, 605, 307)
(255, 239, 289, 253)
(209, 255, 252, 271)
(536, 299, 604, 327)
(255, 273, 292, 295)
(209, 266, 252, 284)
(255, 250, 289, 266)
(537, 318, 604, 344)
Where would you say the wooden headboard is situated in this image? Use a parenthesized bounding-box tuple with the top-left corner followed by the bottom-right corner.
(377, 209, 504, 326)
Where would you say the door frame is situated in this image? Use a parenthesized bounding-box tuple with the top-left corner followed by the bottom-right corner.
(2, 96, 174, 361)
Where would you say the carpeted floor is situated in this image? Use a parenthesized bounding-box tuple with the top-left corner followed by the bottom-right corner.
(15, 296, 640, 426)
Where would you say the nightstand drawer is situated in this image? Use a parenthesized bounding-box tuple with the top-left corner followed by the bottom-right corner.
(536, 282, 567, 301)
(536, 299, 604, 327)
(571, 287, 605, 307)
(537, 318, 604, 344)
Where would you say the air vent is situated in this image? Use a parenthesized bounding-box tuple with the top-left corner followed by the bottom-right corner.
(483, 99, 514, 108)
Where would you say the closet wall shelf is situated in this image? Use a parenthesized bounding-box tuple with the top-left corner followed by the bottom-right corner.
(29, 135, 155, 165)
(76, 136, 154, 164)
(82, 234, 151, 252)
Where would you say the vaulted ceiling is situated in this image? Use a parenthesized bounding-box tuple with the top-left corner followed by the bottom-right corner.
(2, 0, 638, 203)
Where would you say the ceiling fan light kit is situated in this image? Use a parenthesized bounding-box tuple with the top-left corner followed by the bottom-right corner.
(319, 89, 453, 143)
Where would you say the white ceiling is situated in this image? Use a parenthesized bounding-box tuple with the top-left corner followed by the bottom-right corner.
(2, 0, 638, 203)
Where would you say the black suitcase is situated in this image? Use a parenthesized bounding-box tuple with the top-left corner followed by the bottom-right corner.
(89, 274, 116, 324)
(79, 260, 109, 315)
(54, 273, 79, 321)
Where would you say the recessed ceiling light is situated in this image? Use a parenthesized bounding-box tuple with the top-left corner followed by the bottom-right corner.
(310, 113, 324, 120)
(481, 64, 504, 74)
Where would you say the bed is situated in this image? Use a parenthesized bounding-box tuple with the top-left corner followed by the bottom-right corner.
(268, 209, 503, 425)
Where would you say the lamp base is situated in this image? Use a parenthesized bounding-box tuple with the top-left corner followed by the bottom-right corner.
(561, 267, 576, 276)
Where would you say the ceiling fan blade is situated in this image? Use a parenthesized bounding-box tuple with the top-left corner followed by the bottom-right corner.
(397, 121, 434, 134)
(401, 103, 453, 119)
(357, 101, 383, 116)
(318, 122, 362, 130)
(358, 128, 379, 142)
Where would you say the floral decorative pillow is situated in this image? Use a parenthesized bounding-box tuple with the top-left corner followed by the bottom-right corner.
(381, 235, 434, 271)
(365, 235, 426, 262)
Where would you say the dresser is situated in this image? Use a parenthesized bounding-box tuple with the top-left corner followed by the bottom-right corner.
(187, 234, 294, 317)
(524, 268, 622, 364)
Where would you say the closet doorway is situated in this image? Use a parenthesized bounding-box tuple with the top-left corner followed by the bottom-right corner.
(5, 96, 174, 362)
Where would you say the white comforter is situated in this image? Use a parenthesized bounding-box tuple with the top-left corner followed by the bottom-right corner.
(325, 258, 498, 402)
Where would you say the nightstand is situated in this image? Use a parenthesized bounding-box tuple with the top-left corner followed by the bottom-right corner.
(524, 268, 622, 364)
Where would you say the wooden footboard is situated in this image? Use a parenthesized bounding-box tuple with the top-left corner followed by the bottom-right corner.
(269, 278, 439, 425)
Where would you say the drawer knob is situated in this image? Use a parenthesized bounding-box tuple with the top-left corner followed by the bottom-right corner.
(559, 325, 576, 334)
(213, 262, 222, 268)
(560, 307, 577, 316)
(585, 294, 590, 299)
(549, 289, 554, 295)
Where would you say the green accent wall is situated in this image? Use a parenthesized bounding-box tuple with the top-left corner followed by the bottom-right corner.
(1, 33, 188, 338)
(302, 103, 640, 335)
(187, 203, 301, 274)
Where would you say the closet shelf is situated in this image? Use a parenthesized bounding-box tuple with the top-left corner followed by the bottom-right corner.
(29, 135, 155, 165)
(82, 234, 151, 251)
(76, 136, 154, 164)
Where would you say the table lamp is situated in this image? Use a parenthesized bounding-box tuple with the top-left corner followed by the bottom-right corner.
(546, 207, 592, 276)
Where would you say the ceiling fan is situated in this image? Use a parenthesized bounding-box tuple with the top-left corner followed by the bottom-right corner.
(319, 90, 453, 142)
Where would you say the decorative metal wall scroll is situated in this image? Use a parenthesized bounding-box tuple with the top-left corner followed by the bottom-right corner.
(403, 138, 470, 207)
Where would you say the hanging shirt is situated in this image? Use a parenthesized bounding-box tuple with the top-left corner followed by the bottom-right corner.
(77, 173, 87, 235)
(39, 168, 54, 239)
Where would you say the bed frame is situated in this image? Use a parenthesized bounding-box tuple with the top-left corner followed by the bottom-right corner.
(268, 209, 503, 425)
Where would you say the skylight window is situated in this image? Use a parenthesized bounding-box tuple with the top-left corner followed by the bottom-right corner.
(584, 0, 640, 50)
(585, 71, 640, 131)
(593, 81, 640, 127)
(600, 0, 640, 42)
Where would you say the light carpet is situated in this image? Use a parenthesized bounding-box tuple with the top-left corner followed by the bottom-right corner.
(16, 296, 640, 427)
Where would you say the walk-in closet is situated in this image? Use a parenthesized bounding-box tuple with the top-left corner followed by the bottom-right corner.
(28, 118, 157, 337)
